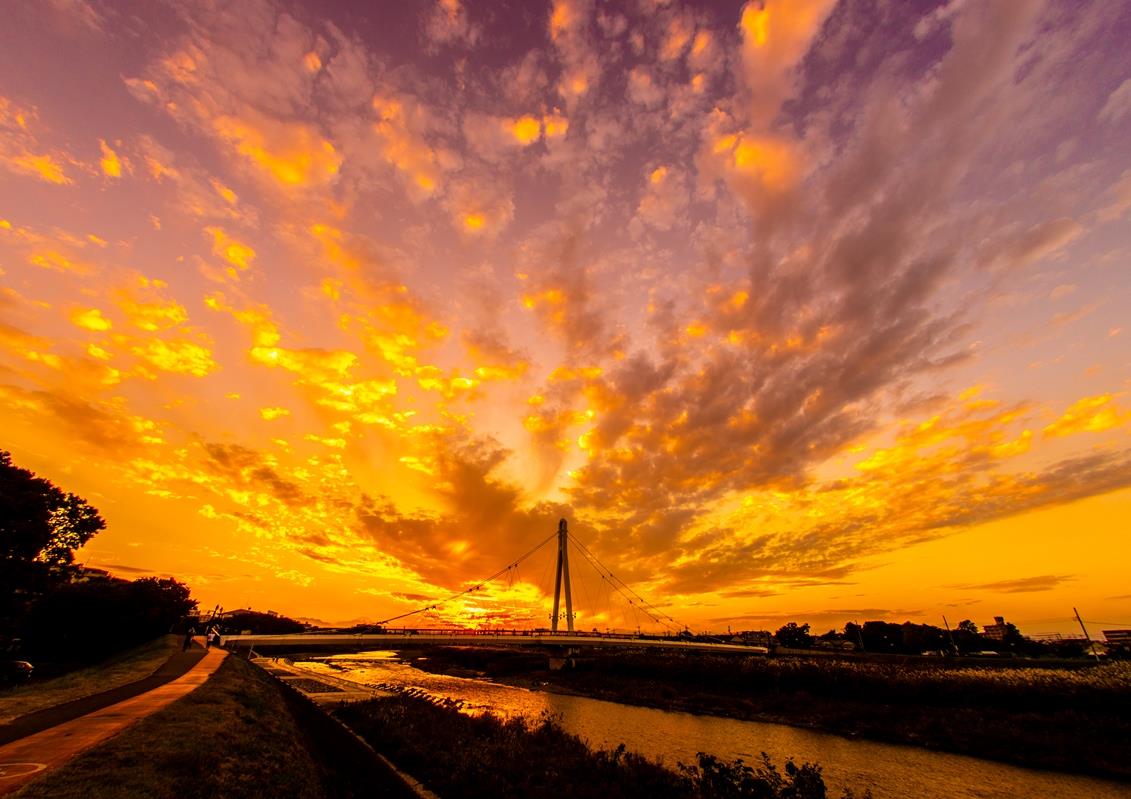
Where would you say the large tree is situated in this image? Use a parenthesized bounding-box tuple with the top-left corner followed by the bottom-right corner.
(24, 575, 197, 660)
(774, 622, 814, 649)
(1, 450, 105, 565)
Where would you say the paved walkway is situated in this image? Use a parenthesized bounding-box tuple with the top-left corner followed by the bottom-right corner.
(0, 644, 227, 795)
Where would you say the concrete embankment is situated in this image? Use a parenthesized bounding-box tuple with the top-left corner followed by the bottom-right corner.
(250, 657, 436, 799)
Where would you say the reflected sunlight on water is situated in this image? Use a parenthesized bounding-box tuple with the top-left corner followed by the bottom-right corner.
(297, 652, 1130, 799)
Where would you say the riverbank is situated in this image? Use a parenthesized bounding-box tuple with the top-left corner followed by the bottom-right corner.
(10, 655, 412, 798)
(409, 647, 1131, 782)
(335, 692, 872, 798)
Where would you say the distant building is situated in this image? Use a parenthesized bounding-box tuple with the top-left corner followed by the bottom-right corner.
(1103, 629, 1131, 652)
(73, 567, 113, 582)
(732, 630, 773, 647)
(983, 616, 1010, 641)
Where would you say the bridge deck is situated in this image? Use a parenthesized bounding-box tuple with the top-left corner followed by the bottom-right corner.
(220, 632, 768, 656)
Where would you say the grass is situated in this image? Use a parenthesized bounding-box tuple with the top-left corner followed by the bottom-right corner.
(0, 635, 180, 723)
(13, 656, 328, 799)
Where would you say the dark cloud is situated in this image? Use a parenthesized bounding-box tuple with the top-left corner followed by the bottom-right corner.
(356, 436, 567, 588)
(710, 608, 923, 626)
(202, 442, 307, 507)
(950, 574, 1075, 594)
(0, 384, 161, 454)
(98, 563, 167, 575)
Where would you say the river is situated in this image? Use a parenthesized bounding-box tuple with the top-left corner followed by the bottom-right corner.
(295, 651, 1130, 799)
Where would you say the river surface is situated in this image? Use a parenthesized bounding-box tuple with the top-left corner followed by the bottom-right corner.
(296, 651, 1130, 799)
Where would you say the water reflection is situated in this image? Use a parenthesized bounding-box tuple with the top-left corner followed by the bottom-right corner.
(297, 651, 1129, 799)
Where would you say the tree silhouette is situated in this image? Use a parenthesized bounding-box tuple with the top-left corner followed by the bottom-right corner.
(775, 622, 814, 649)
(1, 450, 105, 565)
(24, 575, 197, 660)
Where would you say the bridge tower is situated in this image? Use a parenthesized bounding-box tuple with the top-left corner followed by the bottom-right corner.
(550, 518, 575, 633)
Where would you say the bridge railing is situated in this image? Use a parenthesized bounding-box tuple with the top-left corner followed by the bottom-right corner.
(295, 626, 706, 641)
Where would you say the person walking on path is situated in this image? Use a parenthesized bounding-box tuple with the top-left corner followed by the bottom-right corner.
(182, 625, 196, 651)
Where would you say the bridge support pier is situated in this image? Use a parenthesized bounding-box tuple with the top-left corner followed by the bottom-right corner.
(547, 646, 580, 671)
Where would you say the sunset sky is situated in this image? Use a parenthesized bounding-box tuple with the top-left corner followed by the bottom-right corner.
(2, 0, 1130, 635)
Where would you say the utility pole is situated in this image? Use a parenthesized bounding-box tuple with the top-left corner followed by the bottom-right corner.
(550, 518, 575, 633)
(1074, 607, 1101, 662)
(942, 615, 957, 655)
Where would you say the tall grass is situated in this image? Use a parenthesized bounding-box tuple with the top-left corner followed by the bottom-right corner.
(336, 694, 870, 799)
(588, 653, 1131, 712)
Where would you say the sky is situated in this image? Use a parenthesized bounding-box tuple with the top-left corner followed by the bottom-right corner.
(2, 0, 1130, 636)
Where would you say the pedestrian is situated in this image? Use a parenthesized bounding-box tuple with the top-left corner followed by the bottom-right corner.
(183, 625, 196, 651)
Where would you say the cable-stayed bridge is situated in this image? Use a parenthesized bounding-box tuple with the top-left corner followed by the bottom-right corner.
(222, 519, 769, 660)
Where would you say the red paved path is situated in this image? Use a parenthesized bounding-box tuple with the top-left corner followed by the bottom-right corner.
(0, 645, 226, 795)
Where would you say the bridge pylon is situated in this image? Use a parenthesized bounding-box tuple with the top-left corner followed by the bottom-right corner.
(550, 518, 575, 633)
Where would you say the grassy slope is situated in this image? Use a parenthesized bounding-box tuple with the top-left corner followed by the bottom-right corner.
(0, 635, 179, 724)
(13, 656, 327, 799)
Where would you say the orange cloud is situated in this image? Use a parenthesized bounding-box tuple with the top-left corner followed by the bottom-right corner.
(28, 250, 93, 274)
(738, 0, 836, 122)
(372, 95, 446, 198)
(132, 338, 217, 378)
(70, 308, 113, 331)
(213, 113, 340, 187)
(712, 130, 799, 193)
(1044, 395, 1131, 438)
(205, 226, 256, 271)
(543, 113, 569, 138)
(510, 115, 542, 145)
(445, 177, 515, 237)
(8, 153, 71, 184)
(550, 0, 574, 40)
(210, 178, 238, 204)
(0, 97, 74, 185)
(115, 279, 188, 331)
(99, 139, 123, 177)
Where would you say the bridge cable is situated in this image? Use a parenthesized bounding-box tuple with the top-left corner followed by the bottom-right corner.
(568, 533, 731, 643)
(375, 529, 559, 626)
(575, 547, 669, 631)
(566, 532, 684, 633)
(568, 531, 691, 631)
